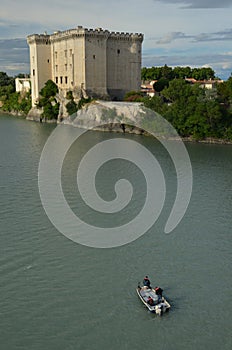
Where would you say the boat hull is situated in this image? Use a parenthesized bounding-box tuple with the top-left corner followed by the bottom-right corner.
(136, 286, 171, 316)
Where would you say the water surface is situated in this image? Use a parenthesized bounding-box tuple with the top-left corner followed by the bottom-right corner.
(0, 114, 231, 349)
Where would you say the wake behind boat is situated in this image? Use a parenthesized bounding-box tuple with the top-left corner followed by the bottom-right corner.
(136, 279, 171, 316)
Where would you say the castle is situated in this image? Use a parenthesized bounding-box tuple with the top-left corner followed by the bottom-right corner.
(27, 26, 143, 106)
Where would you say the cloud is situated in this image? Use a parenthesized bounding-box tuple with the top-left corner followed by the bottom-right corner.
(156, 32, 193, 44)
(142, 50, 232, 79)
(0, 39, 29, 76)
(155, 28, 232, 44)
(154, 0, 232, 9)
(194, 29, 232, 42)
(0, 18, 54, 39)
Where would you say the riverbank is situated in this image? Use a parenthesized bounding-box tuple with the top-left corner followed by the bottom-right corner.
(1, 106, 232, 145)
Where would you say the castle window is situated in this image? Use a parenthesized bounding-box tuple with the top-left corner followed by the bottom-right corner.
(93, 55, 96, 59)
(55, 77, 58, 84)
(33, 69, 35, 76)
(55, 51, 57, 60)
(69, 49, 72, 57)
(47, 59, 50, 63)
(64, 50, 67, 58)
(117, 49, 120, 54)
(60, 76, 63, 84)
(65, 64, 67, 71)
(65, 76, 68, 84)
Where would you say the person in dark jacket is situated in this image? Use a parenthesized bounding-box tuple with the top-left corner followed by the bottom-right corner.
(155, 286, 163, 302)
(143, 276, 151, 288)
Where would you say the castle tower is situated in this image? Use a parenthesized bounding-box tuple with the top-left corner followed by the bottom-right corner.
(27, 27, 143, 107)
(27, 34, 52, 106)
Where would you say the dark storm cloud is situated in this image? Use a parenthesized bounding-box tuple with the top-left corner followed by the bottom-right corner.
(155, 0, 232, 9)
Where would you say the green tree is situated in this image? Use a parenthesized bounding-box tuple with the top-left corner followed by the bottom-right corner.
(40, 80, 58, 98)
(66, 100, 77, 115)
(38, 80, 59, 120)
(0, 72, 14, 87)
(153, 78, 169, 93)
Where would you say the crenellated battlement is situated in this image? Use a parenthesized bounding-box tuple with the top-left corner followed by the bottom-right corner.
(27, 26, 143, 44)
(27, 34, 51, 45)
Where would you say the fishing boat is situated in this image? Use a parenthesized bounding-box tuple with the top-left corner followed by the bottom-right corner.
(136, 283, 171, 316)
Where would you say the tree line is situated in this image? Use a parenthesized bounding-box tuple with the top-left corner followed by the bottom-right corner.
(125, 75, 232, 140)
(141, 65, 216, 82)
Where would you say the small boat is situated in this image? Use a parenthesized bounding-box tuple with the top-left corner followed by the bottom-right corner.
(136, 283, 171, 316)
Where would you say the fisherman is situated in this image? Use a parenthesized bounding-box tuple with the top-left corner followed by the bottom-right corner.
(143, 276, 151, 288)
(155, 286, 163, 302)
(147, 296, 154, 306)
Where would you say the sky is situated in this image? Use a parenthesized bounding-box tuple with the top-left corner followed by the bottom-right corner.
(0, 0, 232, 80)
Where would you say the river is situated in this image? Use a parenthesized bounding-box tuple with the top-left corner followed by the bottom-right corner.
(0, 114, 231, 350)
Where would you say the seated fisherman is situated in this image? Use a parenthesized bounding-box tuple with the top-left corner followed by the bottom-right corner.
(147, 296, 154, 306)
(143, 276, 151, 288)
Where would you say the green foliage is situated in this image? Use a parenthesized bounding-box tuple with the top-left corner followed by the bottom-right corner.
(40, 80, 58, 98)
(66, 100, 77, 115)
(130, 72, 232, 140)
(124, 91, 144, 102)
(153, 78, 169, 93)
(0, 84, 15, 100)
(38, 80, 59, 120)
(217, 77, 232, 106)
(19, 93, 32, 114)
(77, 97, 93, 110)
(41, 101, 60, 120)
(0, 71, 15, 87)
(143, 95, 168, 116)
(65, 90, 78, 115)
(66, 91, 73, 100)
(141, 65, 215, 82)
(0, 72, 31, 114)
(1, 91, 31, 114)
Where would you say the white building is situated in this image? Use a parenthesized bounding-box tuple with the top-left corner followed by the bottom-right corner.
(15, 77, 31, 93)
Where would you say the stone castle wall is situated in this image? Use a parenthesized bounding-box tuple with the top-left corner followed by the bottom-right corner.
(27, 27, 143, 106)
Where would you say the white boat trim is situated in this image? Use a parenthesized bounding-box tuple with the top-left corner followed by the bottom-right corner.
(136, 286, 171, 315)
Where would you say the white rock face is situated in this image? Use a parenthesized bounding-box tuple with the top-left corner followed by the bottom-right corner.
(63, 100, 145, 129)
(62, 100, 177, 139)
